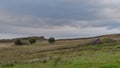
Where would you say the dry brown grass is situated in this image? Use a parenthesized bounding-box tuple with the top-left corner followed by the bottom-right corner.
(0, 43, 13, 49)
(0, 38, 92, 65)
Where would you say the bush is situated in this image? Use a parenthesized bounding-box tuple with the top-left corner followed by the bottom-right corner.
(14, 39, 22, 45)
(88, 39, 101, 45)
(48, 37, 55, 44)
(29, 38, 36, 44)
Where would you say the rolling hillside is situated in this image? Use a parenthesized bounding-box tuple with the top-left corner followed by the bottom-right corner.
(0, 36, 46, 43)
(0, 34, 120, 68)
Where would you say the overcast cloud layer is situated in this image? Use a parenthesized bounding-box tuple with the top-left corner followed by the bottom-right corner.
(0, 0, 120, 39)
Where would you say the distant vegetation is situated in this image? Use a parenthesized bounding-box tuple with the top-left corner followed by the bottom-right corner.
(48, 37, 55, 44)
(29, 38, 36, 44)
(14, 36, 56, 45)
(101, 38, 117, 43)
(14, 39, 22, 45)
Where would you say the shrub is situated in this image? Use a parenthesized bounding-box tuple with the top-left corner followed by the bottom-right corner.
(14, 39, 22, 45)
(48, 37, 55, 44)
(2, 63, 15, 67)
(29, 38, 36, 44)
(88, 38, 101, 45)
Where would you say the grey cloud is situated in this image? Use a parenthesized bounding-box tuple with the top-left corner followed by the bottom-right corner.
(0, 0, 107, 20)
(0, 0, 120, 38)
(0, 11, 120, 29)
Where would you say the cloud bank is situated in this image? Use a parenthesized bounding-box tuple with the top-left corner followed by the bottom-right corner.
(0, 0, 120, 39)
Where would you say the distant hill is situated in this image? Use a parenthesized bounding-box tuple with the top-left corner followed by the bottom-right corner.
(0, 36, 46, 43)
(1, 33, 120, 43)
(13, 36, 46, 40)
(58, 33, 120, 41)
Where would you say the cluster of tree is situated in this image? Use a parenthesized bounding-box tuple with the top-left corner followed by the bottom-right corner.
(14, 37, 55, 46)
(14, 38, 36, 45)
(48, 37, 55, 44)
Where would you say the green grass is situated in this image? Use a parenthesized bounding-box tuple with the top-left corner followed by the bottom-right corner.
(0, 43, 120, 68)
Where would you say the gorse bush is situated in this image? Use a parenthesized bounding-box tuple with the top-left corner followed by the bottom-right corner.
(48, 37, 55, 44)
(29, 38, 36, 44)
(14, 39, 22, 45)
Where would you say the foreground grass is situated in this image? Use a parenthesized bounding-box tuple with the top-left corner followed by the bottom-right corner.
(1, 43, 120, 68)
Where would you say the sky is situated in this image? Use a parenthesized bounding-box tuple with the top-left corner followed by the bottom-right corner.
(0, 0, 120, 39)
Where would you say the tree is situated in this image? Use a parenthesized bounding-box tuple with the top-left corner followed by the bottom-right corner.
(48, 37, 55, 44)
(14, 39, 22, 45)
(29, 38, 36, 44)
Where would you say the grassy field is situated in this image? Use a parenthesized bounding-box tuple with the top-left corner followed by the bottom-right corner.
(0, 35, 120, 68)
(1, 44, 120, 68)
